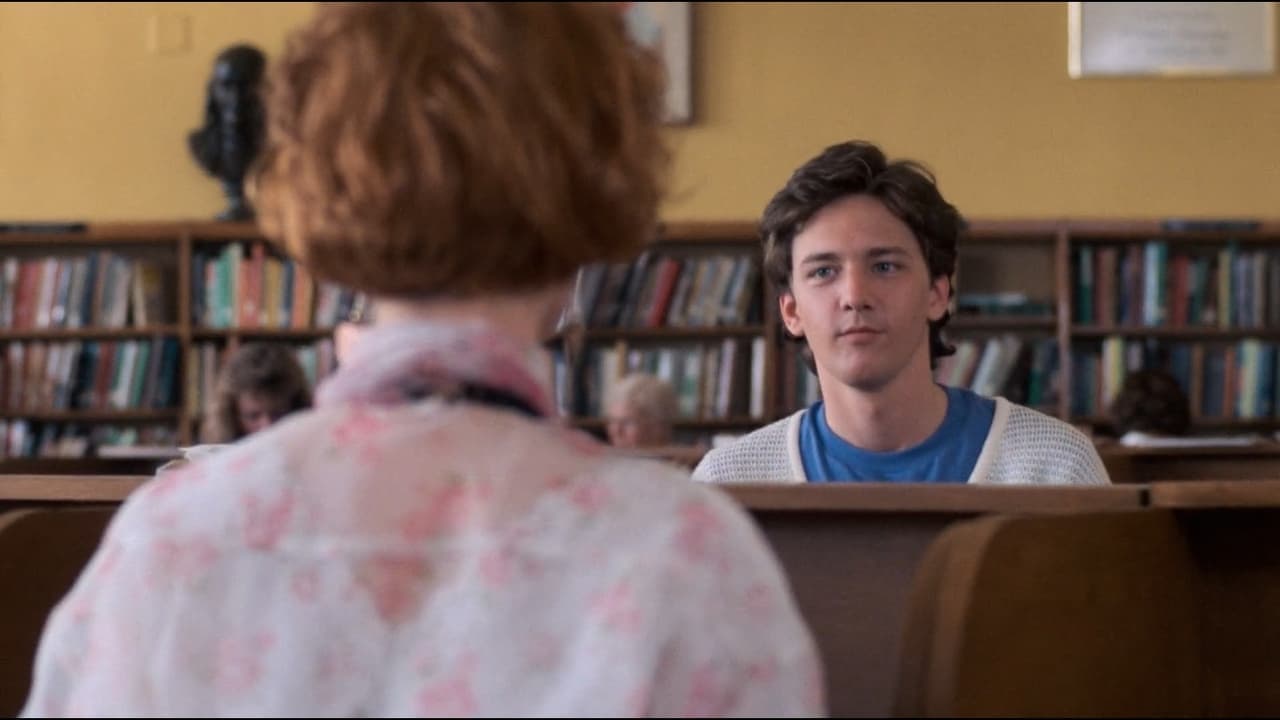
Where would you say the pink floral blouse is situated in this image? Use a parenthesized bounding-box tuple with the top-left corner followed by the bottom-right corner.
(23, 321, 824, 717)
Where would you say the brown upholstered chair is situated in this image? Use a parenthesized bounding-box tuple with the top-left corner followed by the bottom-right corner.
(0, 507, 116, 716)
(894, 511, 1202, 717)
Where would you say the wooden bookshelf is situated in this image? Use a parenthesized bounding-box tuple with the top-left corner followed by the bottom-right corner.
(950, 316, 1056, 331)
(566, 217, 1280, 439)
(937, 219, 1280, 434)
(579, 324, 765, 342)
(1065, 218, 1280, 242)
(1072, 326, 1280, 339)
(7, 217, 1280, 467)
(0, 409, 180, 422)
(0, 220, 777, 464)
(0, 221, 349, 468)
(564, 222, 780, 439)
(573, 416, 766, 431)
(0, 326, 181, 341)
(1081, 416, 1280, 431)
(937, 221, 1065, 418)
(191, 328, 335, 341)
(0, 233, 178, 247)
(1062, 220, 1280, 431)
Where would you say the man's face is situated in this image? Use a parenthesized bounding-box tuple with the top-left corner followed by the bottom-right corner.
(779, 194, 949, 394)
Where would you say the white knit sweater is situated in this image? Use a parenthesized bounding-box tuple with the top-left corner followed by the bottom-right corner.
(693, 397, 1111, 485)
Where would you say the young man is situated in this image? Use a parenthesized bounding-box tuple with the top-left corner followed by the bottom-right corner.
(695, 141, 1109, 485)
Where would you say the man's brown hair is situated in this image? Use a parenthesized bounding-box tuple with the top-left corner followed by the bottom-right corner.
(760, 140, 963, 369)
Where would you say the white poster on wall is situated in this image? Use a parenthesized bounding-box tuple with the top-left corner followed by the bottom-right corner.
(624, 2, 693, 123)
(1069, 2, 1276, 77)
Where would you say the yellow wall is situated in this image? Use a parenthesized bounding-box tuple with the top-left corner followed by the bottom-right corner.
(3, 2, 1279, 222)
(0, 2, 314, 222)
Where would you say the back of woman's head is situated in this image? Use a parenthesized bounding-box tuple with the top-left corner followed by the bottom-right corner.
(254, 2, 670, 298)
(209, 342, 313, 442)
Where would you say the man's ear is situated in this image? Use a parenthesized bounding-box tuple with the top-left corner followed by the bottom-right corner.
(779, 290, 805, 338)
(927, 274, 951, 323)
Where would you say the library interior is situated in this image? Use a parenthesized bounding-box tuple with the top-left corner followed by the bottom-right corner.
(2, 3, 1280, 717)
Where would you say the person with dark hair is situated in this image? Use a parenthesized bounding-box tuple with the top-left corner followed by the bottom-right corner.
(695, 140, 1108, 485)
(23, 4, 821, 716)
(206, 342, 313, 443)
(1110, 368, 1192, 445)
(154, 343, 312, 474)
(188, 44, 267, 221)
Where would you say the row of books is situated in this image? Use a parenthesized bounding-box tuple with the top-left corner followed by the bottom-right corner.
(1073, 242, 1280, 328)
(2, 339, 180, 412)
(193, 244, 365, 329)
(0, 254, 169, 330)
(792, 356, 820, 410)
(954, 292, 1053, 318)
(0, 421, 176, 459)
(577, 252, 760, 329)
(1072, 337, 1280, 420)
(186, 340, 337, 421)
(934, 336, 1060, 407)
(772, 335, 1059, 417)
(569, 337, 767, 420)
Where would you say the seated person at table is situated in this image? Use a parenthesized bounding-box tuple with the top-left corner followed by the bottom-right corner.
(160, 343, 314, 472)
(604, 372, 679, 449)
(694, 140, 1109, 485)
(205, 342, 313, 442)
(1111, 368, 1193, 447)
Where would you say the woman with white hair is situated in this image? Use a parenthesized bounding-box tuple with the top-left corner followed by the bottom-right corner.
(604, 372, 679, 449)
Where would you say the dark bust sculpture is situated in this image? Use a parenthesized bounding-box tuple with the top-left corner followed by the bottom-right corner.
(188, 44, 267, 222)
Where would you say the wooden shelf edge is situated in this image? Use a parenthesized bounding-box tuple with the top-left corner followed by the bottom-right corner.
(0, 475, 148, 502)
(1072, 325, 1280, 338)
(0, 326, 181, 340)
(191, 328, 335, 340)
(722, 483, 1144, 513)
(572, 416, 766, 429)
(0, 410, 180, 422)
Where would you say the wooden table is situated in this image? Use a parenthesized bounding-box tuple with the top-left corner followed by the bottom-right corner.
(1143, 479, 1280, 715)
(0, 475, 147, 505)
(720, 483, 1145, 717)
(31, 476, 1280, 714)
(1100, 443, 1280, 483)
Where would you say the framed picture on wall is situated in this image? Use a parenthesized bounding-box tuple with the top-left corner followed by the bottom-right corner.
(624, 2, 693, 123)
(1068, 2, 1276, 77)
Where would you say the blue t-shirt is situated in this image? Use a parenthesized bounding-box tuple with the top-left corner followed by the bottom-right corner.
(799, 385, 995, 483)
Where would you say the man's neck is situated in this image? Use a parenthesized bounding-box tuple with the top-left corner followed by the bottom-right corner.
(818, 365, 949, 453)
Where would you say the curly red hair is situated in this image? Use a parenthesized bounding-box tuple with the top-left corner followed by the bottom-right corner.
(252, 2, 670, 298)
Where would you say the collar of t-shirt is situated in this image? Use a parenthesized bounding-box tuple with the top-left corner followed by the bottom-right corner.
(799, 385, 995, 483)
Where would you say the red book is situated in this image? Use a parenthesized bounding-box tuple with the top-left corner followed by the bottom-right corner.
(646, 258, 683, 327)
